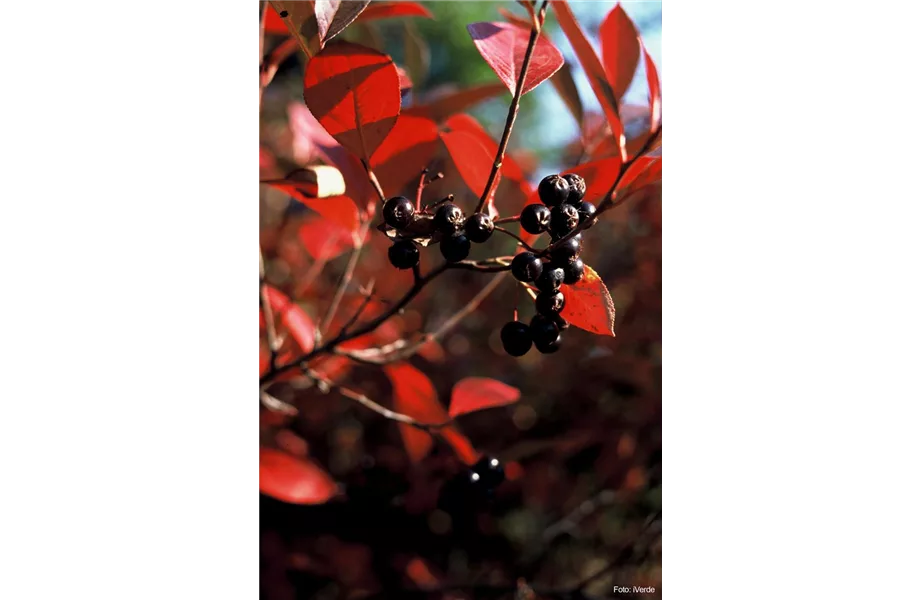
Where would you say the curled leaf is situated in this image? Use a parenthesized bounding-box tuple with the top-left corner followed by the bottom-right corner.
(560, 265, 616, 336)
(449, 377, 521, 418)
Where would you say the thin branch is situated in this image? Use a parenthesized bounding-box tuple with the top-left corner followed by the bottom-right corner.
(494, 225, 538, 252)
(338, 278, 376, 335)
(414, 168, 428, 212)
(259, 249, 281, 367)
(362, 159, 387, 203)
(494, 215, 521, 225)
(475, 0, 550, 213)
(319, 219, 371, 335)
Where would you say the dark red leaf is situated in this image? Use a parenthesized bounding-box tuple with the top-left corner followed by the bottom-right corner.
(404, 82, 507, 122)
(263, 5, 290, 36)
(599, 4, 641, 104)
(445, 114, 526, 184)
(448, 377, 521, 418)
(296, 195, 360, 233)
(355, 2, 433, 22)
(270, 1, 322, 56)
(263, 285, 316, 353)
(314, 0, 372, 44)
(560, 264, 616, 336)
(259, 448, 337, 504)
(616, 156, 662, 197)
(298, 216, 355, 260)
(406, 557, 440, 589)
(552, 1, 626, 161)
(467, 22, 564, 96)
(383, 362, 446, 463)
(371, 114, 439, 195)
(303, 42, 401, 163)
(643, 43, 661, 135)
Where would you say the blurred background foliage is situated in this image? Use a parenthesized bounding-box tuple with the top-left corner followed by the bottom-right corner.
(261, 2, 662, 599)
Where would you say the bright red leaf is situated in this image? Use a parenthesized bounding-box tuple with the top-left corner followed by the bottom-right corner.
(616, 156, 662, 197)
(439, 129, 492, 198)
(371, 114, 439, 195)
(449, 377, 521, 418)
(383, 362, 446, 464)
(303, 42, 401, 163)
(263, 5, 290, 36)
(599, 4, 641, 104)
(405, 82, 508, 122)
(643, 43, 662, 135)
(298, 216, 355, 260)
(296, 195, 360, 233)
(552, 1, 626, 161)
(263, 285, 316, 353)
(560, 264, 616, 336)
(259, 448, 337, 504)
(355, 2, 433, 22)
(467, 22, 564, 96)
(314, 0, 372, 45)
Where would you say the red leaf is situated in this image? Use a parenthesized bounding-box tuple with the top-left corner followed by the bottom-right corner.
(599, 4, 641, 104)
(314, 0, 372, 45)
(383, 363, 445, 464)
(370, 114, 439, 195)
(445, 114, 526, 184)
(263, 285, 316, 353)
(642, 43, 661, 135)
(259, 448, 337, 504)
(298, 216, 355, 260)
(296, 195, 360, 233)
(448, 377, 521, 418)
(303, 42, 401, 163)
(552, 1, 626, 161)
(560, 265, 616, 336)
(404, 82, 508, 122)
(263, 5, 290, 36)
(616, 156, 662, 197)
(441, 428, 479, 466)
(406, 557, 440, 589)
(355, 2, 433, 22)
(439, 129, 492, 198)
(467, 22, 564, 96)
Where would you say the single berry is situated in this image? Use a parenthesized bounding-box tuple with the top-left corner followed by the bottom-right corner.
(388, 240, 419, 270)
(535, 332, 562, 354)
(383, 196, 415, 230)
(440, 233, 471, 262)
(538, 174, 571, 207)
(577, 201, 597, 228)
(530, 314, 560, 347)
(550, 203, 580, 238)
(520, 204, 551, 235)
(511, 252, 543, 283)
(500, 321, 532, 357)
(464, 212, 494, 243)
(535, 290, 566, 315)
(535, 265, 565, 293)
(550, 233, 583, 264)
(470, 456, 505, 489)
(434, 202, 464, 234)
(563, 258, 585, 284)
(563, 173, 586, 204)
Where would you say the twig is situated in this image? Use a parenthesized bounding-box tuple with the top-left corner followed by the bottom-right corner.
(494, 226, 538, 252)
(338, 278, 376, 335)
(319, 219, 371, 335)
(362, 160, 387, 203)
(494, 215, 521, 224)
(475, 0, 550, 213)
(414, 168, 428, 212)
(259, 249, 281, 367)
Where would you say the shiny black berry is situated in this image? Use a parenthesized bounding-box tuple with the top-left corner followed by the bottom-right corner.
(440, 233, 471, 262)
(535, 332, 562, 354)
(538, 174, 571, 207)
(520, 204, 551, 235)
(511, 252, 543, 283)
(464, 212, 494, 243)
(383, 196, 415, 230)
(550, 233, 583, 264)
(550, 203, 580, 238)
(500, 321, 532, 357)
(535, 265, 565, 293)
(434, 202, 465, 234)
(563, 258, 585, 284)
(577, 201, 597, 228)
(470, 456, 505, 489)
(535, 290, 565, 315)
(388, 240, 419, 270)
(563, 173, 586, 204)
(530, 314, 560, 347)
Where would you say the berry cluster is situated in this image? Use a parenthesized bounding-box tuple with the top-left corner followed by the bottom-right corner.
(384, 196, 494, 270)
(501, 173, 597, 357)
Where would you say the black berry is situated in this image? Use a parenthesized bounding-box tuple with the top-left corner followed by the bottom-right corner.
(470, 456, 505, 489)
(440, 233, 471, 262)
(577, 201, 597, 228)
(511, 252, 543, 283)
(535, 290, 565, 315)
(550, 234, 583, 264)
(520, 204, 551, 235)
(535, 332, 562, 354)
(464, 212, 494, 243)
(500, 321, 532, 357)
(563, 173, 586, 204)
(538, 174, 571, 207)
(383, 196, 415, 230)
(550, 313, 570, 331)
(388, 240, 419, 270)
(535, 265, 565, 293)
(562, 258, 585, 284)
(530, 314, 560, 347)
(434, 202, 464, 234)
(550, 203, 580, 238)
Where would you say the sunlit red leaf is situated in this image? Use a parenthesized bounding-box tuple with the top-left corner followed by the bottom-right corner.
(404, 82, 507, 122)
(355, 2, 433, 22)
(371, 114, 439, 195)
(449, 377, 521, 418)
(439, 129, 492, 198)
(298, 215, 355, 260)
(303, 42, 401, 163)
(599, 4, 641, 104)
(643, 43, 661, 135)
(441, 428, 479, 466)
(467, 21, 564, 96)
(297, 195, 361, 233)
(383, 362, 445, 463)
(263, 5, 290, 36)
(259, 448, 337, 504)
(560, 265, 616, 336)
(551, 1, 626, 161)
(314, 0, 372, 45)
(616, 156, 662, 197)
(263, 165, 346, 200)
(263, 285, 316, 353)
